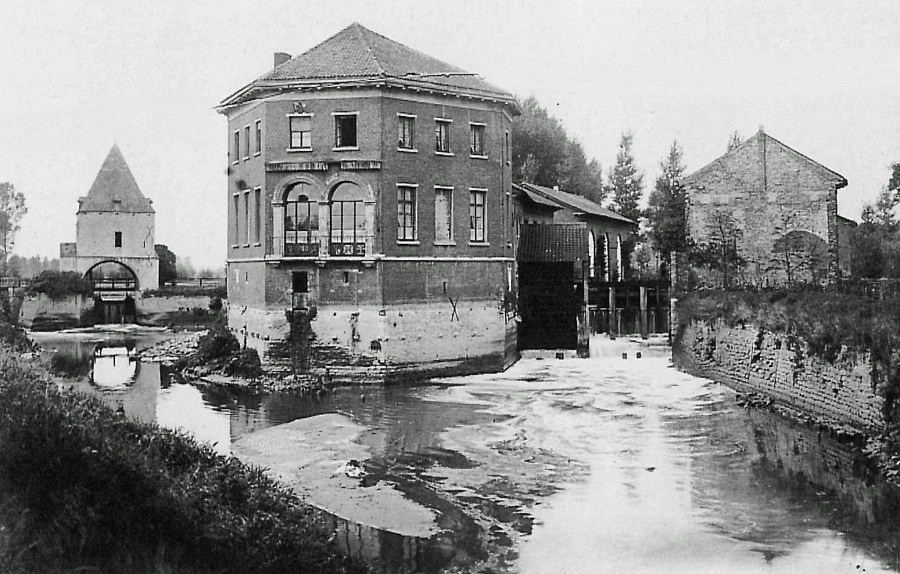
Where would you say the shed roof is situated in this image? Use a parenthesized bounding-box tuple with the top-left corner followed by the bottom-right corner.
(515, 182, 635, 225)
(78, 145, 153, 214)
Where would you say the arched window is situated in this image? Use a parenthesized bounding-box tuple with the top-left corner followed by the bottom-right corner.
(602, 233, 610, 282)
(588, 231, 596, 278)
(616, 234, 623, 282)
(284, 182, 318, 256)
(329, 182, 366, 256)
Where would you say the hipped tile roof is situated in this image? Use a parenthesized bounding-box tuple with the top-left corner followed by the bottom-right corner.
(219, 23, 517, 112)
(78, 145, 153, 213)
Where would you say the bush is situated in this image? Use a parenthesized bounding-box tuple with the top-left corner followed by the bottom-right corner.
(27, 270, 92, 300)
(198, 322, 240, 360)
(0, 299, 31, 351)
(225, 348, 264, 379)
(0, 353, 365, 573)
(209, 295, 223, 313)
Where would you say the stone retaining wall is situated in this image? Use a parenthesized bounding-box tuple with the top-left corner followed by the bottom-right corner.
(674, 319, 884, 433)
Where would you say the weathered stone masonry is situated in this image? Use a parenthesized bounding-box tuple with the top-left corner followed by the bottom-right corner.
(674, 319, 883, 433)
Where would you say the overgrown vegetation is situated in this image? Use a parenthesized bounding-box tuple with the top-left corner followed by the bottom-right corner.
(675, 287, 900, 365)
(176, 318, 263, 379)
(27, 270, 92, 300)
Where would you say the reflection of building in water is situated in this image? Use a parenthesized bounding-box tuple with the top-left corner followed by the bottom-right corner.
(91, 347, 136, 388)
(65, 351, 160, 426)
(322, 511, 455, 574)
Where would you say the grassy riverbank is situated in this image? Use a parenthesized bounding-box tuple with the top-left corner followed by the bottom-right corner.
(0, 324, 366, 572)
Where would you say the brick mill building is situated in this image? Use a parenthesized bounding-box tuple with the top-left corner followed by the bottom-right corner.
(217, 24, 520, 380)
(684, 128, 850, 287)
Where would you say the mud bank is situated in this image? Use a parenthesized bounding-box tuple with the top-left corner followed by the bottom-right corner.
(233, 413, 439, 538)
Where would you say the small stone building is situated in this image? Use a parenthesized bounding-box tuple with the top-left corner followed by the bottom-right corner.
(59, 145, 159, 291)
(684, 128, 848, 287)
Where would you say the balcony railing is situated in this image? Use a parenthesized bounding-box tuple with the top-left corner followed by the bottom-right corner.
(328, 242, 366, 257)
(268, 236, 369, 258)
(284, 241, 320, 257)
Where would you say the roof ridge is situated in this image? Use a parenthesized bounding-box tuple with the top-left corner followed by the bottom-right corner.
(349, 23, 387, 76)
(760, 131, 847, 185)
(685, 130, 847, 187)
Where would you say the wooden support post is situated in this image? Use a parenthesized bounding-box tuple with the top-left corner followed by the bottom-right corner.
(578, 261, 590, 357)
(640, 285, 648, 340)
(608, 285, 617, 339)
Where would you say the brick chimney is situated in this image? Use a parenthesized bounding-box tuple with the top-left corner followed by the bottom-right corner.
(274, 52, 291, 68)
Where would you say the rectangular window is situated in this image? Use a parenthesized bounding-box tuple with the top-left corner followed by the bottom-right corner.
(398, 115, 415, 150)
(243, 125, 251, 159)
(244, 190, 251, 244)
(469, 189, 486, 243)
(114, 231, 122, 248)
(253, 188, 261, 244)
(289, 115, 312, 149)
(505, 131, 510, 165)
(435, 186, 453, 243)
(232, 194, 240, 245)
(397, 184, 417, 241)
(255, 120, 262, 155)
(334, 113, 358, 148)
(435, 119, 451, 153)
(470, 123, 485, 156)
(233, 130, 240, 163)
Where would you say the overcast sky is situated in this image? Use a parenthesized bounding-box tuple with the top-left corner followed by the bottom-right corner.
(2, 0, 899, 270)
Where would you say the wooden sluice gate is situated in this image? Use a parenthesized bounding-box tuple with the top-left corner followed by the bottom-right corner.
(588, 279, 670, 338)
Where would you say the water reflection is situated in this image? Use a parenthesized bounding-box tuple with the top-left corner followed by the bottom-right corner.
(31, 331, 900, 573)
(91, 347, 136, 389)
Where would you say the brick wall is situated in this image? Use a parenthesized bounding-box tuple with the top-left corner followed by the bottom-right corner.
(674, 318, 883, 432)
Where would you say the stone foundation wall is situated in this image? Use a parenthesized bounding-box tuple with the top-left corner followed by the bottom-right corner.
(19, 294, 90, 331)
(228, 298, 514, 384)
(674, 319, 883, 432)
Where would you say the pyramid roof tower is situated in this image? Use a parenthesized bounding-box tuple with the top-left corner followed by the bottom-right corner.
(78, 145, 154, 213)
(218, 23, 518, 113)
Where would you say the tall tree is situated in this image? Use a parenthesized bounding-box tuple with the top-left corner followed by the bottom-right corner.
(511, 96, 568, 187)
(607, 132, 644, 222)
(511, 96, 605, 201)
(727, 131, 744, 152)
(889, 162, 900, 199)
(645, 141, 687, 263)
(0, 182, 27, 275)
(155, 244, 177, 286)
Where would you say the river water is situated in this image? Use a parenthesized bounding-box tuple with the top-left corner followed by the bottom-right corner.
(32, 328, 900, 573)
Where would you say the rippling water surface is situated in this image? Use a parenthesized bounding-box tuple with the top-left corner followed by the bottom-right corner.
(34, 329, 900, 573)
